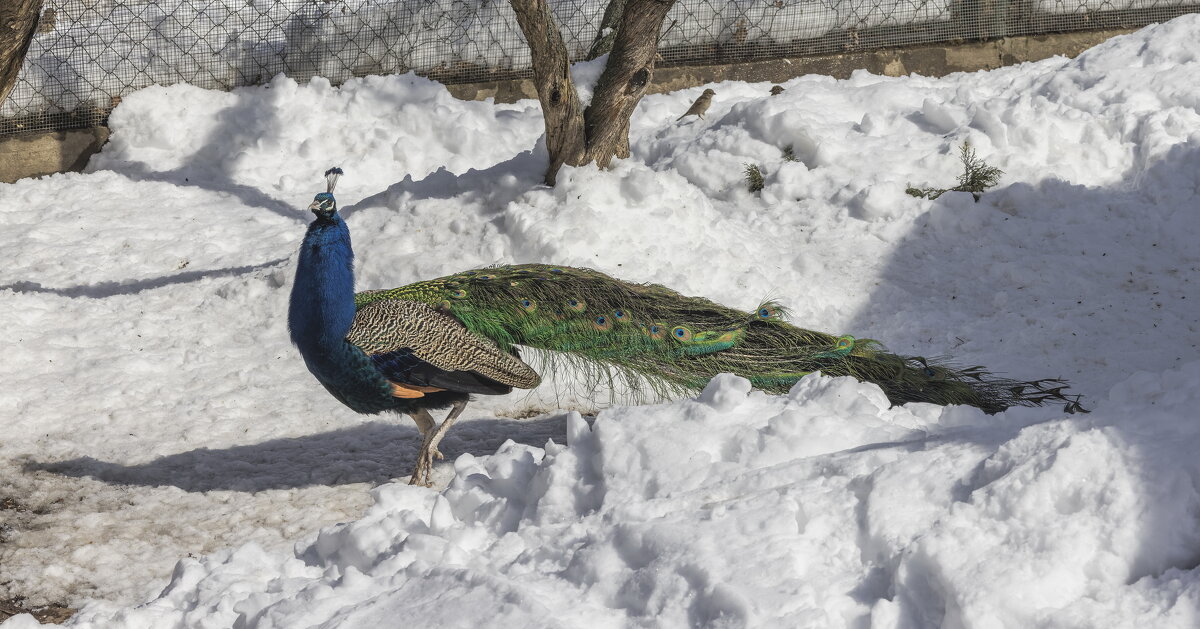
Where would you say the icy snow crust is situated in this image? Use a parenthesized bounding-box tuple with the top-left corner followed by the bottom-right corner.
(2, 16, 1200, 628)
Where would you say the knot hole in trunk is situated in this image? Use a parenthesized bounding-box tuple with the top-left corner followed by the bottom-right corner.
(626, 68, 649, 93)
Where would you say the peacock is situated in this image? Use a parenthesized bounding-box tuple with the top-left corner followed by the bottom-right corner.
(289, 168, 1084, 486)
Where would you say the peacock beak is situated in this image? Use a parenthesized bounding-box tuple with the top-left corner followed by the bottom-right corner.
(308, 200, 336, 219)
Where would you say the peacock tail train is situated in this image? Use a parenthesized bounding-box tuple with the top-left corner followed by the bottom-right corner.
(353, 264, 1084, 414)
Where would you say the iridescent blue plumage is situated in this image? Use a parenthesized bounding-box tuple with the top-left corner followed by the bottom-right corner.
(289, 168, 490, 485)
(289, 168, 472, 410)
(288, 204, 391, 413)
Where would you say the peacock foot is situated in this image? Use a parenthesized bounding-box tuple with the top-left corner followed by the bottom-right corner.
(410, 441, 439, 487)
(407, 428, 448, 487)
(409, 409, 445, 461)
(406, 400, 468, 488)
(408, 451, 435, 487)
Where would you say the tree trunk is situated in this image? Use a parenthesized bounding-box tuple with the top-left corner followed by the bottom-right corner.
(585, 0, 627, 60)
(509, 0, 586, 185)
(509, 0, 676, 185)
(0, 0, 43, 110)
(581, 0, 674, 167)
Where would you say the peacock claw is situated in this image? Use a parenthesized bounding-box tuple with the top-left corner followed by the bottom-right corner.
(409, 444, 440, 487)
(408, 459, 434, 487)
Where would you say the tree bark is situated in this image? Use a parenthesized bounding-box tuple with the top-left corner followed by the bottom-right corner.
(585, 0, 628, 60)
(509, 0, 586, 185)
(0, 0, 43, 110)
(509, 0, 676, 185)
(582, 0, 674, 167)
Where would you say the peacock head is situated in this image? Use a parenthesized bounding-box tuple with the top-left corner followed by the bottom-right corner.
(309, 167, 343, 221)
(309, 192, 337, 220)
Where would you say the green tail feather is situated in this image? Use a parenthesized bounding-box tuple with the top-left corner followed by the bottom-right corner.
(356, 264, 1085, 414)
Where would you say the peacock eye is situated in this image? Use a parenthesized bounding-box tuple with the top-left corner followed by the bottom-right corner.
(613, 309, 625, 319)
(641, 323, 666, 340)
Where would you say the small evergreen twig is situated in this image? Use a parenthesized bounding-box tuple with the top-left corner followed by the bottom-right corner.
(744, 163, 765, 192)
(954, 142, 1004, 199)
(905, 185, 945, 200)
(781, 145, 798, 162)
(906, 141, 1005, 202)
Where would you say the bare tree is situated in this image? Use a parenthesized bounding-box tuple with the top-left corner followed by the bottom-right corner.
(0, 0, 43, 109)
(509, 0, 676, 185)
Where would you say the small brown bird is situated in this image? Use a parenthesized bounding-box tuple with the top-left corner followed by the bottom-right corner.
(677, 89, 716, 121)
(733, 20, 748, 45)
(770, 85, 785, 96)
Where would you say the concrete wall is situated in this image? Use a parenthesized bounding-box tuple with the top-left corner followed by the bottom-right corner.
(445, 29, 1132, 102)
(0, 126, 108, 183)
(0, 28, 1132, 184)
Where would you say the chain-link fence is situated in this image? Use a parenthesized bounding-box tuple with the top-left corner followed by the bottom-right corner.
(3, 0, 1198, 137)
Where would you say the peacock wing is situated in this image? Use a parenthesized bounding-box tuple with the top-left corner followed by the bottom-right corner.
(346, 299, 542, 394)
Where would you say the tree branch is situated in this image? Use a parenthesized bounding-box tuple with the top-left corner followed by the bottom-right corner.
(583, 0, 677, 167)
(508, 0, 586, 185)
(585, 0, 628, 60)
(0, 0, 43, 108)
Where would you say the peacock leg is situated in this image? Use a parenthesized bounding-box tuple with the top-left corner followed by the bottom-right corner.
(408, 409, 445, 460)
(409, 400, 468, 487)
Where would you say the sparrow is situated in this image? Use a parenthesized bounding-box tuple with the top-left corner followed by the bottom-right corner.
(677, 89, 716, 121)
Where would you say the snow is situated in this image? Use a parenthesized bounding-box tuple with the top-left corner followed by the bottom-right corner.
(2, 14, 1200, 628)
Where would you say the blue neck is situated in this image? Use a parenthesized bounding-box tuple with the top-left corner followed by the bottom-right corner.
(289, 214, 356, 361)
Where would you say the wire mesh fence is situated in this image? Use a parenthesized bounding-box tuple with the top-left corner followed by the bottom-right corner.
(3, 0, 1198, 137)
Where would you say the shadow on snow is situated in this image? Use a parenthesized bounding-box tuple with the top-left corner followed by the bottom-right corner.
(26, 413, 575, 492)
(0, 258, 289, 298)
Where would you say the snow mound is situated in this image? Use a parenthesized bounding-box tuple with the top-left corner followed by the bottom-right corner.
(34, 368, 1200, 628)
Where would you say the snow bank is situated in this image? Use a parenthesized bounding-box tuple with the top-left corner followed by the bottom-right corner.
(28, 368, 1200, 628)
(2, 15, 1199, 628)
